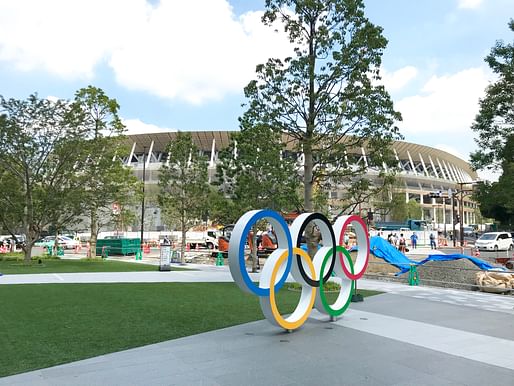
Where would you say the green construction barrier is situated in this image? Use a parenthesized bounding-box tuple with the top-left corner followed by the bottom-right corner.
(96, 238, 141, 256)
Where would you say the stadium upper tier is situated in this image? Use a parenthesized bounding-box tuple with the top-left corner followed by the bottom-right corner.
(123, 131, 478, 185)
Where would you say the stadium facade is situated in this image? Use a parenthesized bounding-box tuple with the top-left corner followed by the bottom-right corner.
(122, 131, 479, 231)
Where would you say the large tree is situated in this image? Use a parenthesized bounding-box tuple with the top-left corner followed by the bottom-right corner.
(0, 95, 86, 262)
(470, 20, 513, 227)
(471, 19, 514, 171)
(242, 0, 401, 253)
(474, 135, 514, 229)
(158, 133, 209, 264)
(70, 86, 139, 257)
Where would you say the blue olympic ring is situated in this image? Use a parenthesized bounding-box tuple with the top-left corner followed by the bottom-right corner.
(228, 209, 292, 297)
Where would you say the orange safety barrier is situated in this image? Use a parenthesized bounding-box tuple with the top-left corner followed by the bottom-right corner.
(143, 243, 151, 254)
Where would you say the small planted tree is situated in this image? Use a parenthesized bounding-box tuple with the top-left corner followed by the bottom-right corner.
(217, 124, 300, 271)
(70, 86, 139, 257)
(158, 133, 209, 264)
(0, 95, 85, 262)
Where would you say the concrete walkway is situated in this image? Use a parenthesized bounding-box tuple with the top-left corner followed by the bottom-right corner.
(1, 263, 514, 385)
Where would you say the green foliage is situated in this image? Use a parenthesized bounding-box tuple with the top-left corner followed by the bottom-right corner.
(69, 86, 140, 252)
(158, 133, 209, 261)
(389, 193, 408, 221)
(471, 19, 513, 171)
(406, 199, 423, 220)
(243, 0, 402, 213)
(470, 20, 513, 227)
(216, 125, 300, 217)
(0, 94, 87, 261)
(474, 134, 514, 228)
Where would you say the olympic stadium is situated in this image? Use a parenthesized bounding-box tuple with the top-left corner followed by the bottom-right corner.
(121, 131, 479, 231)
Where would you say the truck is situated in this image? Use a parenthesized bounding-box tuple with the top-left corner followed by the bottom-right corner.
(167, 231, 218, 249)
(96, 230, 218, 249)
(374, 219, 427, 232)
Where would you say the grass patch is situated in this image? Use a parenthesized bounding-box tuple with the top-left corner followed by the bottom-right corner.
(0, 282, 380, 377)
(0, 259, 183, 274)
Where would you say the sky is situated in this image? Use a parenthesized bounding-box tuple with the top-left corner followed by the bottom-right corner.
(0, 0, 512, 181)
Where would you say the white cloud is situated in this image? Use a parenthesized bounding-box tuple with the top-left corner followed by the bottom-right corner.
(0, 0, 292, 104)
(457, 0, 484, 9)
(477, 169, 500, 183)
(109, 1, 292, 104)
(0, 0, 148, 79)
(380, 66, 418, 91)
(396, 67, 490, 135)
(123, 118, 177, 135)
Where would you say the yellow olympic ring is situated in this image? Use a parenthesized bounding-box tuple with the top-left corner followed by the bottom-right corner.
(268, 248, 317, 330)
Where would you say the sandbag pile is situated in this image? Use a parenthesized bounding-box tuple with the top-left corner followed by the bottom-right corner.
(475, 271, 514, 293)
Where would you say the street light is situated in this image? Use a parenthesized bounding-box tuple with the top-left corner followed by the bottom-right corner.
(453, 181, 479, 248)
(140, 146, 146, 250)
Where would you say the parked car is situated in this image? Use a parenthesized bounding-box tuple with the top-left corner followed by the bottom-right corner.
(0, 235, 26, 249)
(475, 232, 514, 251)
(34, 236, 79, 249)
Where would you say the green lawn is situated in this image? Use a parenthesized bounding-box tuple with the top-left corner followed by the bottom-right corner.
(0, 258, 183, 274)
(0, 282, 381, 377)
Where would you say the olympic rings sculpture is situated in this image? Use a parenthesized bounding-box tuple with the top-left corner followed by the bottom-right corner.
(228, 209, 370, 331)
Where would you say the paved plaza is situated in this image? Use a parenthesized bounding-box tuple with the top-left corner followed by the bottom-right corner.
(1, 262, 514, 385)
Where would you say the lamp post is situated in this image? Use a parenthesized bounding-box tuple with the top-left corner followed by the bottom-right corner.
(442, 198, 447, 237)
(140, 146, 146, 250)
(454, 181, 479, 248)
(451, 192, 456, 247)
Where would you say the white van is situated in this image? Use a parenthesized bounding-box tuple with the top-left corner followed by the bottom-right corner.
(475, 232, 513, 251)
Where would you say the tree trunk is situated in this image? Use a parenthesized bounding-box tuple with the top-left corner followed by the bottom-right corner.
(89, 209, 98, 258)
(23, 169, 33, 263)
(251, 225, 258, 273)
(180, 227, 186, 265)
(180, 211, 186, 264)
(303, 145, 318, 257)
(22, 240, 33, 263)
(53, 228, 59, 256)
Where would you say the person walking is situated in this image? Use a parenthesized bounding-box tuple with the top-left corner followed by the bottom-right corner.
(398, 233, 407, 253)
(410, 232, 418, 249)
(429, 233, 437, 249)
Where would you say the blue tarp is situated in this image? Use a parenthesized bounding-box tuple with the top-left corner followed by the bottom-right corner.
(369, 236, 501, 275)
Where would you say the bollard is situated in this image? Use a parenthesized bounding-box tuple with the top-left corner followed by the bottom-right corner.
(408, 264, 419, 286)
(216, 252, 224, 266)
